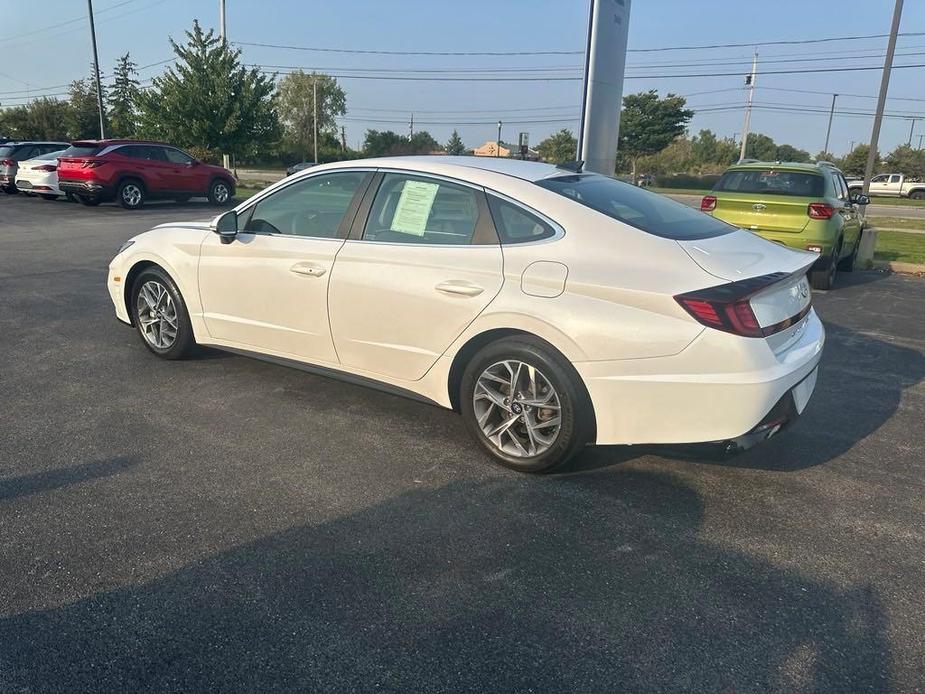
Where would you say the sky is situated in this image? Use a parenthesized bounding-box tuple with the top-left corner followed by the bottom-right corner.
(1, 0, 924, 156)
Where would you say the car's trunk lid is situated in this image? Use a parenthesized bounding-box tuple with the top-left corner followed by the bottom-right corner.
(709, 192, 810, 233)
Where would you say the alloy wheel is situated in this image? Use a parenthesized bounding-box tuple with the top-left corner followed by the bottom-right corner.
(136, 280, 178, 349)
(122, 183, 143, 207)
(213, 182, 230, 203)
(473, 360, 562, 457)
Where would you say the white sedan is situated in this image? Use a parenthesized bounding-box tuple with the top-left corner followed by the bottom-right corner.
(14, 149, 66, 199)
(107, 156, 824, 472)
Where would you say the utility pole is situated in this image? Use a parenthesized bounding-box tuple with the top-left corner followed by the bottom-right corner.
(739, 49, 758, 161)
(918, 133, 924, 149)
(340, 126, 347, 153)
(219, 0, 226, 42)
(409, 113, 414, 139)
(863, 0, 903, 195)
(312, 78, 318, 164)
(823, 93, 838, 156)
(908, 117, 917, 146)
(496, 120, 502, 157)
(86, 0, 105, 139)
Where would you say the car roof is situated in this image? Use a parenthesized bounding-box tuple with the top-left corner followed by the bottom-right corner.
(70, 139, 172, 146)
(3, 141, 69, 146)
(726, 161, 839, 175)
(347, 155, 567, 182)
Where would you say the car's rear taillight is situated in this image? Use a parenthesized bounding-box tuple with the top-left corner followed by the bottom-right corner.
(80, 159, 104, 169)
(700, 195, 717, 212)
(0, 159, 14, 167)
(32, 164, 57, 172)
(675, 272, 793, 339)
(807, 202, 834, 219)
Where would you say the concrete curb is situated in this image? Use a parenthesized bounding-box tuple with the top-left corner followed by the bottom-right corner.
(872, 260, 925, 275)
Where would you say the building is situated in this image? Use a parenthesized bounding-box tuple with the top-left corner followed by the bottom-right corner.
(472, 140, 540, 161)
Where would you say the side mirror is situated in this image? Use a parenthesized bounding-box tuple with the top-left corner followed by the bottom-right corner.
(212, 209, 238, 243)
(851, 194, 870, 206)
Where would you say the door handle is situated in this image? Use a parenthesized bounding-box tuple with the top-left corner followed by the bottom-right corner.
(290, 262, 327, 277)
(435, 280, 484, 297)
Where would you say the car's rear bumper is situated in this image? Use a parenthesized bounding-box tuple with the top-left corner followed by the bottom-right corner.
(575, 309, 825, 445)
(59, 180, 113, 199)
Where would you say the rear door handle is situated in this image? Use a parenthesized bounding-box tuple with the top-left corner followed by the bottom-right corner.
(290, 262, 327, 277)
(435, 280, 484, 297)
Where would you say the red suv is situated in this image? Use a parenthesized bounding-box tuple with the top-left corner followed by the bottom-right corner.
(57, 140, 236, 209)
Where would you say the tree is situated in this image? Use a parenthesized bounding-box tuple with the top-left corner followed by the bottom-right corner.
(637, 136, 692, 175)
(275, 70, 346, 162)
(445, 129, 466, 155)
(408, 130, 441, 154)
(842, 144, 876, 177)
(108, 53, 140, 138)
(362, 129, 441, 157)
(885, 144, 925, 178)
(136, 21, 280, 161)
(775, 144, 811, 163)
(690, 129, 738, 171)
(618, 91, 693, 179)
(67, 67, 106, 139)
(742, 132, 777, 161)
(536, 129, 577, 164)
(0, 99, 71, 140)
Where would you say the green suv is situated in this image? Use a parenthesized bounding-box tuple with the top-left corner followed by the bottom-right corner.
(701, 161, 869, 290)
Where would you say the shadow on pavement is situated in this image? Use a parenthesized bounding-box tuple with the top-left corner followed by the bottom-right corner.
(0, 457, 138, 502)
(0, 470, 891, 692)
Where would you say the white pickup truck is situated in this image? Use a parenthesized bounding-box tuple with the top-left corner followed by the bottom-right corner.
(847, 173, 925, 200)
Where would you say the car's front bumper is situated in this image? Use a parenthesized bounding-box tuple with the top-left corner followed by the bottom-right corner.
(575, 309, 825, 446)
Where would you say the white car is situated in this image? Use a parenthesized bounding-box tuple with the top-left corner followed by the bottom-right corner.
(107, 157, 824, 472)
(14, 149, 66, 199)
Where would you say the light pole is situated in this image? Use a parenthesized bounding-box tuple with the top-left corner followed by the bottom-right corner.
(86, 0, 105, 139)
(908, 117, 917, 146)
(863, 0, 904, 196)
(313, 78, 318, 164)
(496, 120, 502, 158)
(823, 94, 838, 156)
(219, 0, 226, 42)
(739, 50, 758, 161)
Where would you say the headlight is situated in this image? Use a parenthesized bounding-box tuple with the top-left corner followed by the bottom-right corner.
(116, 239, 135, 256)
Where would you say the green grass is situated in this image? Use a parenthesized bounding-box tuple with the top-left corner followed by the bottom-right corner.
(864, 195, 925, 207)
(866, 216, 925, 233)
(874, 229, 925, 265)
(234, 185, 268, 200)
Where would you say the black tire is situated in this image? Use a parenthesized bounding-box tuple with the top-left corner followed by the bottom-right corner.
(130, 267, 196, 360)
(2, 185, 18, 195)
(810, 242, 840, 291)
(77, 195, 100, 207)
(64, 192, 76, 203)
(460, 337, 594, 473)
(208, 178, 233, 206)
(910, 190, 925, 201)
(838, 229, 863, 272)
(117, 179, 145, 209)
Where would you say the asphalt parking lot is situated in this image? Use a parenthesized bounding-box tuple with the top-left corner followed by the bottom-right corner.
(1, 194, 924, 693)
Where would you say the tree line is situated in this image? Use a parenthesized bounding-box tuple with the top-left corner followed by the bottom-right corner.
(2, 20, 922, 179)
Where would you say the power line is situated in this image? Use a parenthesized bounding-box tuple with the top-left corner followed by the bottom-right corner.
(234, 41, 583, 56)
(624, 31, 925, 53)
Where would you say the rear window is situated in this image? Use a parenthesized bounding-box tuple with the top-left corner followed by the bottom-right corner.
(714, 170, 825, 197)
(59, 145, 102, 158)
(536, 174, 733, 240)
(36, 149, 66, 160)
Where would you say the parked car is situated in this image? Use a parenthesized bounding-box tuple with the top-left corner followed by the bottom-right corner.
(847, 173, 925, 200)
(286, 161, 317, 176)
(0, 141, 69, 194)
(56, 139, 236, 209)
(108, 157, 823, 472)
(702, 161, 868, 290)
(14, 149, 67, 200)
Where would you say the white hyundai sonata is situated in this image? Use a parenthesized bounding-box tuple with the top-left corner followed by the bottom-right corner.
(107, 156, 824, 472)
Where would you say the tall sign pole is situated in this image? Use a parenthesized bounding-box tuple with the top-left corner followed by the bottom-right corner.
(739, 50, 758, 161)
(220, 0, 230, 170)
(87, 0, 106, 139)
(577, 0, 632, 175)
(823, 93, 838, 156)
(863, 0, 904, 196)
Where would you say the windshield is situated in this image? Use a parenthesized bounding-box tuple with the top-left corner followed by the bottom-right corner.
(536, 174, 733, 240)
(59, 145, 102, 157)
(714, 169, 825, 197)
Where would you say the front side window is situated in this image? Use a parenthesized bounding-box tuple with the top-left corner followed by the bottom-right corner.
(487, 195, 556, 244)
(162, 147, 194, 164)
(363, 174, 480, 245)
(537, 174, 733, 240)
(871, 174, 888, 183)
(242, 171, 368, 238)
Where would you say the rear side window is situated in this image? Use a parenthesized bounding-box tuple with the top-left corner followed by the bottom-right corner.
(714, 170, 825, 197)
(487, 195, 556, 244)
(59, 145, 102, 157)
(536, 174, 733, 240)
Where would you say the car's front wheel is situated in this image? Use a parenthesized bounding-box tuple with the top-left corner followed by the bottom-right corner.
(131, 267, 195, 359)
(460, 337, 593, 473)
(1, 185, 17, 195)
(208, 179, 232, 206)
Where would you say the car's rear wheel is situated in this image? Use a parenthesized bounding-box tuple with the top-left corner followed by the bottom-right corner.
(77, 195, 100, 206)
(118, 180, 145, 210)
(208, 179, 232, 206)
(460, 337, 593, 473)
(910, 191, 925, 201)
(131, 267, 195, 360)
(810, 242, 840, 291)
(2, 185, 17, 195)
